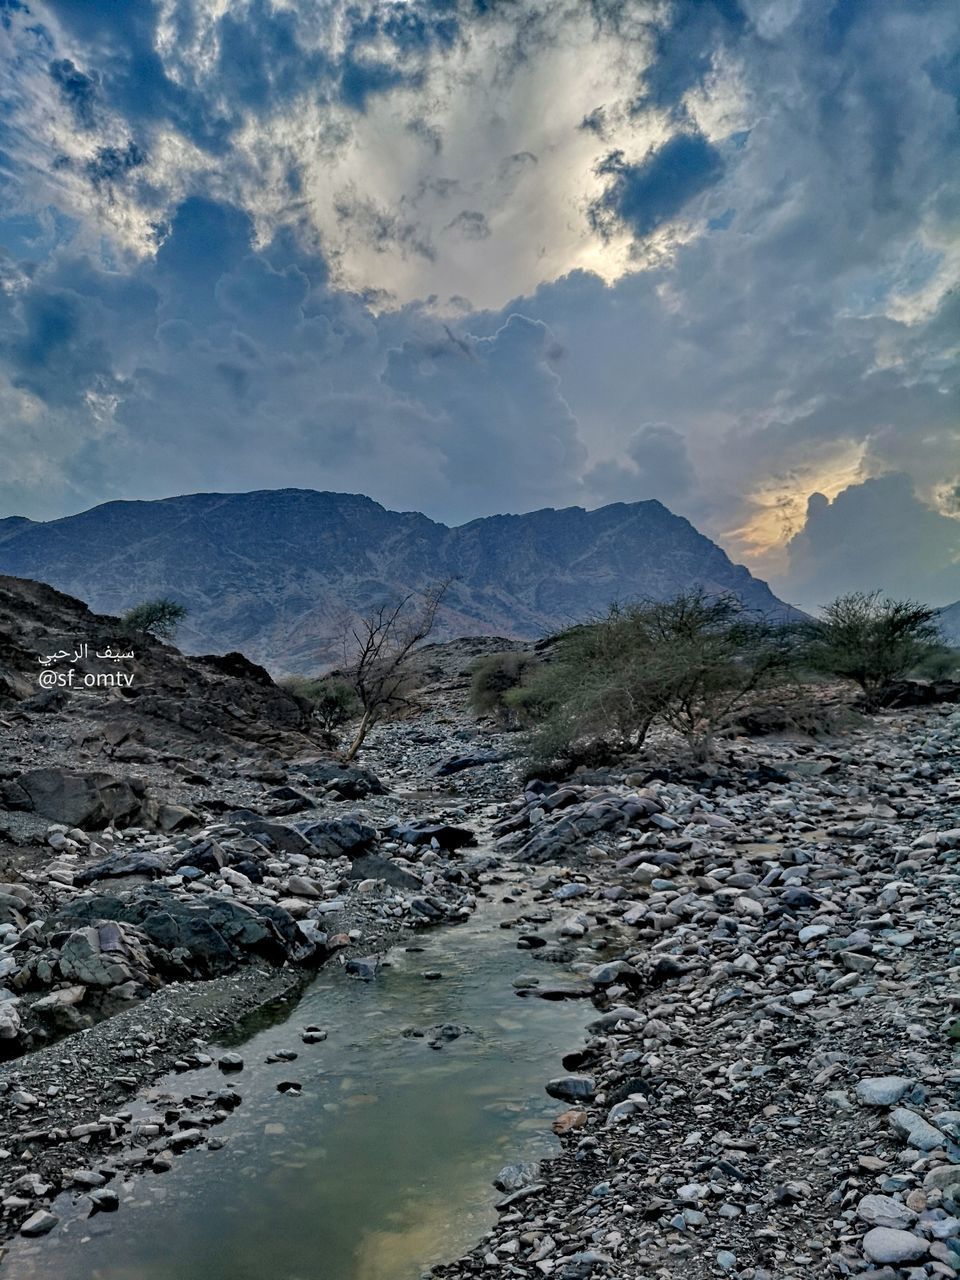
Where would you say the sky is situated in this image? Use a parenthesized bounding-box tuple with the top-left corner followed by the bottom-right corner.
(0, 0, 958, 611)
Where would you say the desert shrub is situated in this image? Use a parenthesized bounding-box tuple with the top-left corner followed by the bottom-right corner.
(281, 675, 360, 736)
(520, 591, 795, 764)
(803, 591, 941, 711)
(908, 645, 960, 681)
(469, 651, 540, 724)
(121, 598, 187, 641)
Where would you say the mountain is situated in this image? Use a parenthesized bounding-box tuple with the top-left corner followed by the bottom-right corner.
(0, 490, 804, 673)
(937, 601, 960, 647)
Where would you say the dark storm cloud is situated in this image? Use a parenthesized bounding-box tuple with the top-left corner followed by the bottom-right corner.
(589, 134, 724, 239)
(0, 191, 587, 521)
(0, 0, 958, 609)
(49, 57, 99, 128)
(445, 210, 490, 240)
(786, 476, 960, 607)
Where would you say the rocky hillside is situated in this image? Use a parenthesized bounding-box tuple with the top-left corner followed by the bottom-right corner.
(0, 574, 316, 764)
(938, 601, 960, 647)
(0, 490, 804, 673)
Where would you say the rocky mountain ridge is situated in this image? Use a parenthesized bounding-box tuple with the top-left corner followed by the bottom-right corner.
(937, 601, 960, 647)
(0, 490, 804, 674)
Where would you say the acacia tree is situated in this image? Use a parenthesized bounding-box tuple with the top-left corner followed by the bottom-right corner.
(804, 591, 940, 711)
(121, 598, 188, 641)
(519, 591, 795, 764)
(635, 591, 793, 760)
(341, 581, 449, 761)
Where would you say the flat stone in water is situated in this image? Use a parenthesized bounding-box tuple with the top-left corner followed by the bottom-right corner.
(20, 1210, 58, 1237)
(545, 1075, 595, 1101)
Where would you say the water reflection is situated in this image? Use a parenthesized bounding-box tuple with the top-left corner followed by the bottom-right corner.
(2, 887, 600, 1280)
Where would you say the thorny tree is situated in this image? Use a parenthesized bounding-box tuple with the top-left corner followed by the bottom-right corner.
(341, 581, 450, 761)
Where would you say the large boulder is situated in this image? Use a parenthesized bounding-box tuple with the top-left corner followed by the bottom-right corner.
(299, 817, 378, 858)
(57, 921, 152, 987)
(386, 821, 476, 851)
(17, 768, 146, 829)
(296, 761, 385, 799)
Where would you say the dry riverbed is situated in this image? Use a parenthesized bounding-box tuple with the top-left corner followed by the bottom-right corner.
(1, 690, 958, 1280)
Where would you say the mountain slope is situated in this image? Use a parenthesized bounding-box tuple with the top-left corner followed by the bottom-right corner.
(0, 489, 804, 673)
(937, 601, 960, 646)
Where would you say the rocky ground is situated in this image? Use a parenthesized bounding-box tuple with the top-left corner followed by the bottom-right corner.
(0, 577, 958, 1278)
(429, 703, 960, 1280)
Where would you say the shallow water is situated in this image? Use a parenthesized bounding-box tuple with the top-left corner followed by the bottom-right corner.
(3, 884, 600, 1280)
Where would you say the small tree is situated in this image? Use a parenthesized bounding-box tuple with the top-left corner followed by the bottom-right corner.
(121, 598, 188, 642)
(636, 591, 794, 761)
(520, 591, 794, 765)
(804, 591, 940, 711)
(341, 581, 449, 761)
(281, 675, 361, 740)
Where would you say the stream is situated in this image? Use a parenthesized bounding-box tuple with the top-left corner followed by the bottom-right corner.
(3, 877, 603, 1280)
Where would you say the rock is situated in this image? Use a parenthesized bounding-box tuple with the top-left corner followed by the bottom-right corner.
(345, 955, 380, 981)
(857, 1194, 917, 1229)
(862, 1227, 928, 1264)
(493, 1162, 541, 1192)
(889, 1107, 945, 1151)
(856, 1077, 912, 1107)
(218, 1053, 244, 1072)
(0, 996, 21, 1040)
(18, 767, 145, 829)
(545, 1075, 596, 1102)
(19, 1210, 58, 1236)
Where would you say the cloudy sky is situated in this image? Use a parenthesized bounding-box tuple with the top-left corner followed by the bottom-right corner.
(1, 0, 958, 609)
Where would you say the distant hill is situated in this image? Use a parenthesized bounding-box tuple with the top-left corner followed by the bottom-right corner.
(937, 601, 960, 646)
(0, 489, 805, 674)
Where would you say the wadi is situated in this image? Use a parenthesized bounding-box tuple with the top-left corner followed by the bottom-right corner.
(0, 559, 958, 1279)
(2, 1, 959, 1277)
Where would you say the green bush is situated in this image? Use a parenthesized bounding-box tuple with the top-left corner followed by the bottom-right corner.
(803, 591, 941, 710)
(469, 651, 540, 724)
(121, 597, 187, 641)
(519, 591, 795, 765)
(281, 675, 360, 737)
(909, 645, 960, 681)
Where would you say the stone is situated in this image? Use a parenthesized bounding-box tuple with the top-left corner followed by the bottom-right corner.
(545, 1075, 595, 1102)
(218, 1052, 244, 1072)
(862, 1227, 928, 1264)
(857, 1077, 912, 1107)
(889, 1107, 945, 1151)
(19, 1210, 58, 1236)
(857, 1195, 917, 1230)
